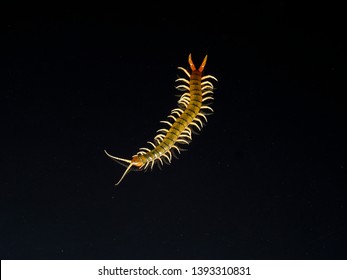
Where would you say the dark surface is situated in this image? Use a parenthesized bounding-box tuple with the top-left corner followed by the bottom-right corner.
(2, 3, 346, 259)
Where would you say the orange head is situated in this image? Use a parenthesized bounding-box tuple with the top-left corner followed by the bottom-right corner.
(131, 155, 143, 168)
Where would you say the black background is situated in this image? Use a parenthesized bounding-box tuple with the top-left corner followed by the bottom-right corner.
(2, 3, 346, 259)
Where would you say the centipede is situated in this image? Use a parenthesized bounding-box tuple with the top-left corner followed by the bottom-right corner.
(105, 54, 217, 185)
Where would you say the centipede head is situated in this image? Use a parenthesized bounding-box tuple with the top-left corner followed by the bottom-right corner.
(104, 150, 143, 186)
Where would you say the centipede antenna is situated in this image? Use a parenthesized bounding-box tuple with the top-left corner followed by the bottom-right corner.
(104, 150, 132, 168)
(115, 163, 134, 186)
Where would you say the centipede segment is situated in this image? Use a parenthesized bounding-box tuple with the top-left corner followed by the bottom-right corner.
(105, 54, 217, 185)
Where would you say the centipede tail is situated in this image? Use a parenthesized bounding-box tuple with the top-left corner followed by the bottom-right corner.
(105, 54, 217, 185)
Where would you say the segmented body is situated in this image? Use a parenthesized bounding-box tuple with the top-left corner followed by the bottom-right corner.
(105, 54, 217, 185)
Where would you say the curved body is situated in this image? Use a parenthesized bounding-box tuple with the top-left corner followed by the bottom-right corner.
(105, 54, 217, 185)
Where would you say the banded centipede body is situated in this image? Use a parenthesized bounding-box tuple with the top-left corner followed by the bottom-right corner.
(105, 54, 217, 185)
